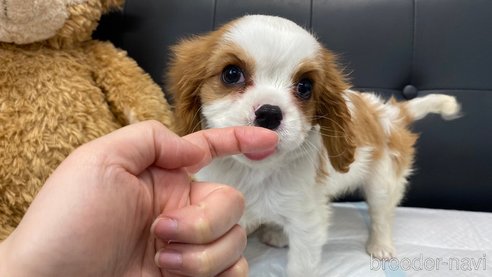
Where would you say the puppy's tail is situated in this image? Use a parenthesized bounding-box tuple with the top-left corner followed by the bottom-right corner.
(403, 94, 462, 122)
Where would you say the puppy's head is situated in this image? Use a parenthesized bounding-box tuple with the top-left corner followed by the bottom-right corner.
(168, 15, 355, 172)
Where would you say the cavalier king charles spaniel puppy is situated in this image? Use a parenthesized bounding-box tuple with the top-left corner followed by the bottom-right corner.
(167, 15, 460, 276)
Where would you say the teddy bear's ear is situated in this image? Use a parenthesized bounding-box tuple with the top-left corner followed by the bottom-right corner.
(101, 0, 125, 12)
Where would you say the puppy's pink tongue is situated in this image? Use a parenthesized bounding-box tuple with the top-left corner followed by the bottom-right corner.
(244, 148, 276, 161)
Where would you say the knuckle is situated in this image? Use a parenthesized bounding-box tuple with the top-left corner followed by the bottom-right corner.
(189, 250, 213, 277)
(192, 203, 213, 242)
(219, 257, 249, 277)
(232, 258, 249, 277)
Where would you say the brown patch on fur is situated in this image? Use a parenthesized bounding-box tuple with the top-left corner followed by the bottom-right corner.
(167, 20, 256, 136)
(387, 98, 418, 176)
(388, 127, 418, 177)
(349, 94, 418, 177)
(167, 34, 222, 136)
(315, 49, 355, 173)
(347, 93, 386, 160)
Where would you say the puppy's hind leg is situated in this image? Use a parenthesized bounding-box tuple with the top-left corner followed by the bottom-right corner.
(363, 158, 408, 260)
(258, 223, 289, 248)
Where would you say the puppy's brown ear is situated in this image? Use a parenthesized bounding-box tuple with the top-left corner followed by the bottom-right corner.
(167, 36, 211, 136)
(316, 49, 356, 173)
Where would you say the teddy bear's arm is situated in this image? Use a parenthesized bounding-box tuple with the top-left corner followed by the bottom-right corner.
(88, 41, 174, 129)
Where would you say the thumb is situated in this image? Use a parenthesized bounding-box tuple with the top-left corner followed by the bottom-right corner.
(77, 121, 205, 175)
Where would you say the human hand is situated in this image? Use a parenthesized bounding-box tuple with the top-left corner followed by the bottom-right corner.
(0, 121, 277, 277)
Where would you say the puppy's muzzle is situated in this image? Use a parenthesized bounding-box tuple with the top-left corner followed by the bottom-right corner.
(254, 104, 283, 130)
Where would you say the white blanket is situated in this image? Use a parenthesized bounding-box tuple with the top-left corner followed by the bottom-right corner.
(246, 202, 492, 276)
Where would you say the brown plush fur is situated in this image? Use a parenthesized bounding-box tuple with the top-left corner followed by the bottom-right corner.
(0, 0, 174, 240)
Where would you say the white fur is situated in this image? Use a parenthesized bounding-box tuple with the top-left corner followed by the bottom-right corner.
(407, 94, 461, 120)
(224, 15, 320, 87)
(192, 15, 460, 276)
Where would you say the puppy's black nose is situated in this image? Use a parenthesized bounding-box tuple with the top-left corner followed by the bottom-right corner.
(254, 104, 283, 130)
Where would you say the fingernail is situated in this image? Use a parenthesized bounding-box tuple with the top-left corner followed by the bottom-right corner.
(152, 217, 178, 240)
(155, 249, 183, 269)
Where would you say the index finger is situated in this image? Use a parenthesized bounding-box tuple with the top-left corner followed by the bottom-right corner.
(183, 126, 278, 173)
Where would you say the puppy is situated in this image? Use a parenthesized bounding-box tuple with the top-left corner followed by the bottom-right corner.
(167, 15, 461, 276)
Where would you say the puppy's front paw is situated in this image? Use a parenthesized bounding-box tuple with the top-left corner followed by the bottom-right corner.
(258, 224, 289, 248)
(366, 240, 396, 260)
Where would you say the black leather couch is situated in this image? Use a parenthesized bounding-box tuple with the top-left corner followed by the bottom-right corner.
(96, 0, 492, 212)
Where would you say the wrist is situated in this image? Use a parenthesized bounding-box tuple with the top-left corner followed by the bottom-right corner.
(0, 235, 52, 277)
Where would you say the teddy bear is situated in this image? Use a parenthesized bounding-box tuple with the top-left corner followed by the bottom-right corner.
(0, 0, 174, 240)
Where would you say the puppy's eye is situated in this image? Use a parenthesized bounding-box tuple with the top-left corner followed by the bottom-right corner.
(296, 78, 313, 100)
(222, 65, 246, 85)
